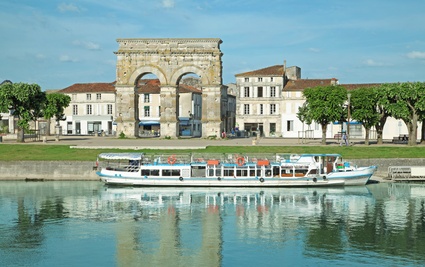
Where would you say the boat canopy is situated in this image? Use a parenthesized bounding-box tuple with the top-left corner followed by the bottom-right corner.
(98, 153, 144, 160)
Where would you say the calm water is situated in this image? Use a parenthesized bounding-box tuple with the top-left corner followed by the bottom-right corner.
(1, 181, 425, 267)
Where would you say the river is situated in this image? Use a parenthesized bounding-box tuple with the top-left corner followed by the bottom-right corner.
(1, 181, 424, 267)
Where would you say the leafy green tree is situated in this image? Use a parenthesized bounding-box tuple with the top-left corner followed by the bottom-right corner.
(372, 86, 391, 145)
(43, 93, 71, 131)
(297, 102, 313, 139)
(380, 82, 425, 146)
(349, 87, 381, 145)
(0, 83, 46, 142)
(302, 85, 347, 145)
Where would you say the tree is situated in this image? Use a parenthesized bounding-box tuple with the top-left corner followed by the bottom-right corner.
(349, 87, 381, 145)
(43, 93, 71, 131)
(0, 83, 46, 142)
(380, 82, 425, 146)
(302, 85, 347, 145)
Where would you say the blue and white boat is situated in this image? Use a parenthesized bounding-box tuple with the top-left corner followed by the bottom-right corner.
(96, 153, 376, 187)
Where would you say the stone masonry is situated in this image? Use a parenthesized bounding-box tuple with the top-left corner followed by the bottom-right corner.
(114, 38, 224, 138)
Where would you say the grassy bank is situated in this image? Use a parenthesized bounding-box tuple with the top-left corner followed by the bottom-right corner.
(0, 144, 424, 161)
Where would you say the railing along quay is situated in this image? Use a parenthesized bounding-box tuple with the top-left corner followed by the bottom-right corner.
(388, 166, 425, 181)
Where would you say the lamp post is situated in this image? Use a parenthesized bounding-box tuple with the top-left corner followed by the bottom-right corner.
(347, 93, 351, 145)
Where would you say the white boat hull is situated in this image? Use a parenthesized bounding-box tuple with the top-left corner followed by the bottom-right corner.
(95, 153, 377, 187)
(98, 174, 345, 187)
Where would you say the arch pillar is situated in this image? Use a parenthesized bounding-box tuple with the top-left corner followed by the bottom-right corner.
(201, 85, 223, 138)
(115, 85, 139, 137)
(160, 85, 179, 137)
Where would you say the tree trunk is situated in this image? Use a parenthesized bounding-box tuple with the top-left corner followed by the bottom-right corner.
(421, 119, 425, 144)
(365, 128, 370, 145)
(321, 124, 327, 145)
(17, 128, 25, 142)
(406, 115, 417, 146)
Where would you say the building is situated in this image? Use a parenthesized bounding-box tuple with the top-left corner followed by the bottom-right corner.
(58, 82, 116, 135)
(56, 79, 217, 138)
(235, 64, 421, 141)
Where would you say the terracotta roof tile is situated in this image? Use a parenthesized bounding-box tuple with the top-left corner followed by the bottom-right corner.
(283, 79, 337, 91)
(59, 82, 116, 93)
(235, 65, 285, 77)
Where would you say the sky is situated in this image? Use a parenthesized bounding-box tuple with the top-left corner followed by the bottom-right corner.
(1, 0, 425, 90)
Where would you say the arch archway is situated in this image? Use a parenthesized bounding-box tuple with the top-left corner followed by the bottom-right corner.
(115, 38, 223, 138)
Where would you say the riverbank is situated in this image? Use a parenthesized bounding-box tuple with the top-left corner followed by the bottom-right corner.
(0, 159, 391, 183)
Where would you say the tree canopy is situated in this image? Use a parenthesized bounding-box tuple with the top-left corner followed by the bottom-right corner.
(44, 93, 71, 126)
(302, 85, 347, 144)
(349, 87, 381, 145)
(0, 83, 46, 142)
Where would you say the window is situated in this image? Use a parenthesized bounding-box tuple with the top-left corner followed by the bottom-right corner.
(144, 94, 150, 103)
(270, 123, 276, 133)
(86, 94, 91, 100)
(96, 93, 101, 100)
(87, 104, 92, 115)
(257, 87, 263, 97)
(244, 77, 249, 82)
(271, 77, 274, 82)
(107, 104, 113, 115)
(72, 105, 78, 115)
(244, 87, 250, 97)
(144, 106, 150, 117)
(270, 86, 276, 97)
(270, 104, 276, 114)
(244, 104, 250, 115)
(259, 104, 263, 115)
(287, 120, 294, 131)
(258, 77, 263, 82)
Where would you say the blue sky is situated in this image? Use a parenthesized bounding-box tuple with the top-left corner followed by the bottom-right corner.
(1, 0, 424, 89)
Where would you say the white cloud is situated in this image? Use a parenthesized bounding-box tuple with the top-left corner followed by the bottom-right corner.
(59, 55, 78, 62)
(58, 3, 81, 13)
(364, 59, 386, 67)
(308, 47, 320, 53)
(73, 40, 101, 50)
(407, 51, 425, 60)
(162, 0, 175, 8)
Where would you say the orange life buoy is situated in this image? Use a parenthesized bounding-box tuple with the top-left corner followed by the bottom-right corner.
(236, 157, 245, 166)
(168, 155, 177, 165)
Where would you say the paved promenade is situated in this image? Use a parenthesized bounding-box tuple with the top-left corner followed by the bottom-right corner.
(7, 135, 330, 149)
(1, 134, 408, 149)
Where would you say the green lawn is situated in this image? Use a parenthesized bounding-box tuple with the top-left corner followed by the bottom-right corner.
(0, 144, 423, 161)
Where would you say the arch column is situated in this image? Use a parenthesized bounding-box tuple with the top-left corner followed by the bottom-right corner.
(160, 85, 179, 137)
(201, 85, 223, 138)
(115, 85, 139, 137)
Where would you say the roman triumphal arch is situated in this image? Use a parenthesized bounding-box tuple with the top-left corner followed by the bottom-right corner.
(114, 38, 224, 138)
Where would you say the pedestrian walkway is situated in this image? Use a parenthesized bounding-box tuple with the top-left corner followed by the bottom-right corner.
(2, 135, 325, 148)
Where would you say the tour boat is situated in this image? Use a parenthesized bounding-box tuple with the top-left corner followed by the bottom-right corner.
(96, 153, 376, 187)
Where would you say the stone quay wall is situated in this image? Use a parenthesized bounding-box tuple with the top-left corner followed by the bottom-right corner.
(0, 158, 424, 181)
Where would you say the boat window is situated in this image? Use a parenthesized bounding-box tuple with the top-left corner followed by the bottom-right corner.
(272, 167, 279, 177)
(172, 169, 180, 176)
(236, 169, 248, 177)
(163, 170, 172, 176)
(223, 169, 234, 177)
(216, 169, 221, 176)
(208, 169, 214, 177)
(141, 169, 160, 176)
(256, 170, 261, 176)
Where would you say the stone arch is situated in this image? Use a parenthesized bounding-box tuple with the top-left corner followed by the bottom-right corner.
(114, 38, 223, 138)
(170, 65, 210, 86)
(129, 65, 168, 86)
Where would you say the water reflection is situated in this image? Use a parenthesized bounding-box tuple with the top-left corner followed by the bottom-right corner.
(0, 181, 425, 266)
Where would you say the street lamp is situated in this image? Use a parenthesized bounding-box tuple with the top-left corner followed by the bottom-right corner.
(347, 93, 351, 145)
